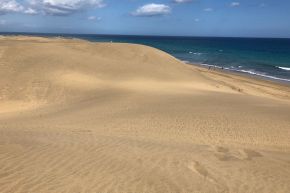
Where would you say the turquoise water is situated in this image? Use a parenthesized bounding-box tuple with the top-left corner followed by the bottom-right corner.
(2, 33, 290, 83)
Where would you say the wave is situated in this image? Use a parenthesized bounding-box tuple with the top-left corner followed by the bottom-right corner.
(277, 66, 290, 71)
(199, 63, 224, 69)
(238, 70, 290, 82)
(189, 52, 203, 55)
(182, 60, 190, 64)
(195, 63, 290, 83)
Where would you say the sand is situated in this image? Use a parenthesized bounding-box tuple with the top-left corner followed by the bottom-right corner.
(0, 36, 290, 193)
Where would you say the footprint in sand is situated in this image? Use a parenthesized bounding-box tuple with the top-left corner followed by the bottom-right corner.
(188, 161, 209, 178)
(188, 161, 218, 185)
(187, 161, 228, 192)
(213, 146, 262, 161)
(215, 146, 229, 153)
(214, 146, 238, 161)
(240, 149, 262, 160)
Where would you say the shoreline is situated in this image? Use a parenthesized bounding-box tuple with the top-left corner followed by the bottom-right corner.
(184, 63, 290, 103)
(187, 62, 290, 88)
(2, 34, 289, 91)
(2, 33, 290, 85)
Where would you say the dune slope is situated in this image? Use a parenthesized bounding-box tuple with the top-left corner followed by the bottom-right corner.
(0, 36, 290, 193)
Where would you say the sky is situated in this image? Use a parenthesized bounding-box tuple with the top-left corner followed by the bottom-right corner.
(0, 0, 289, 38)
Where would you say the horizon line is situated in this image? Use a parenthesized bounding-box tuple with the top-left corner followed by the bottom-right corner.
(0, 31, 290, 40)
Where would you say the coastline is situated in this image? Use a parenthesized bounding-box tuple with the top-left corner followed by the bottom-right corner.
(1, 35, 290, 101)
(184, 62, 290, 102)
(182, 60, 290, 85)
(2, 33, 290, 84)
(187, 62, 290, 87)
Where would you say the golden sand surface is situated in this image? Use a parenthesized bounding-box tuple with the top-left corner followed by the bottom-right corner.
(0, 36, 290, 193)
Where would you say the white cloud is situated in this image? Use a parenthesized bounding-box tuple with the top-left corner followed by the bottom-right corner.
(28, 0, 105, 16)
(173, 0, 193, 3)
(0, 0, 104, 16)
(88, 16, 96, 20)
(204, 8, 213, 12)
(24, 8, 38, 15)
(194, 18, 200, 22)
(230, 2, 240, 7)
(0, 0, 24, 15)
(133, 3, 171, 16)
(88, 16, 101, 21)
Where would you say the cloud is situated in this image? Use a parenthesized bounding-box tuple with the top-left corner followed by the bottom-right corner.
(132, 3, 171, 16)
(194, 18, 200, 22)
(24, 8, 38, 15)
(0, 0, 24, 15)
(0, 0, 105, 16)
(173, 0, 193, 3)
(230, 2, 240, 7)
(88, 16, 101, 21)
(28, 0, 105, 16)
(204, 8, 213, 12)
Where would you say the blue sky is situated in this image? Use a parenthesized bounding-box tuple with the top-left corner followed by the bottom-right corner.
(0, 0, 289, 38)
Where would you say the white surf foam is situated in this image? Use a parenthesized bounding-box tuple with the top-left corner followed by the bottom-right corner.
(189, 52, 203, 55)
(277, 66, 290, 71)
(196, 63, 290, 83)
(182, 60, 190, 64)
(237, 70, 290, 82)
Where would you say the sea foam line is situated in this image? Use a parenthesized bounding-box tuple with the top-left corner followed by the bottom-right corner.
(238, 69, 290, 82)
(277, 66, 290, 71)
(190, 63, 290, 83)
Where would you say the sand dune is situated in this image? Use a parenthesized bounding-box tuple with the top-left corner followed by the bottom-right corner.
(0, 36, 290, 193)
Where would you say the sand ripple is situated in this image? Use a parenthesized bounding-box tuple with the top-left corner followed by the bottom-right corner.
(0, 36, 290, 193)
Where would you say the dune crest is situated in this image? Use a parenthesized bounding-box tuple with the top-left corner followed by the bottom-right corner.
(0, 36, 290, 193)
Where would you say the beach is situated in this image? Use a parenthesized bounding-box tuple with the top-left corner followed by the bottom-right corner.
(0, 36, 290, 193)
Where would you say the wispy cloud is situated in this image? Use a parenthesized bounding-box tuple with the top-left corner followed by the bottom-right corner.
(0, 0, 105, 16)
(230, 2, 240, 7)
(132, 3, 171, 17)
(0, 0, 24, 15)
(88, 16, 101, 21)
(173, 0, 193, 3)
(28, 0, 105, 16)
(24, 8, 38, 15)
(204, 8, 213, 12)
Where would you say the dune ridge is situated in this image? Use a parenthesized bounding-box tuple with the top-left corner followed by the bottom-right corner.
(0, 36, 290, 193)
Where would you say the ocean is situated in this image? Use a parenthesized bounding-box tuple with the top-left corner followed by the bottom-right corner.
(2, 32, 290, 83)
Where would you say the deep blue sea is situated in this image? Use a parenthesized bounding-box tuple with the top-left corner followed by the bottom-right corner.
(2, 32, 290, 83)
